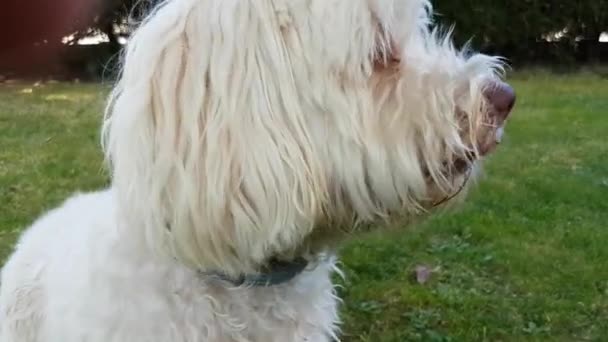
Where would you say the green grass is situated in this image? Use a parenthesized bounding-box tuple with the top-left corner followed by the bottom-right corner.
(1, 72, 607, 341)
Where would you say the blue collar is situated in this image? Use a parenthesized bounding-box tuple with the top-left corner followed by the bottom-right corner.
(202, 257, 309, 287)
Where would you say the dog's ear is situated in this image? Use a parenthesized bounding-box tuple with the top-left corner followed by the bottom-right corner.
(102, 0, 326, 275)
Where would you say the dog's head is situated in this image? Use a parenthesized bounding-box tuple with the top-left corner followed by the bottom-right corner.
(103, 0, 515, 275)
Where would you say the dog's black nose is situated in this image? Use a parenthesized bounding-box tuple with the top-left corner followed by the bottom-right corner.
(484, 81, 516, 121)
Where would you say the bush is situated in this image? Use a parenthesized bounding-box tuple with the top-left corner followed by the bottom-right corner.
(2, 0, 606, 80)
(433, 0, 608, 65)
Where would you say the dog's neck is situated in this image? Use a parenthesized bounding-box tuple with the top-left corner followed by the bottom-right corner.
(199, 257, 310, 287)
(162, 221, 320, 287)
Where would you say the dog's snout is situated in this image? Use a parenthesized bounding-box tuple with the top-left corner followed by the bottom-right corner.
(484, 81, 516, 120)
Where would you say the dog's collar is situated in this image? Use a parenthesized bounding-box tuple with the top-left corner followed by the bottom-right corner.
(200, 257, 310, 287)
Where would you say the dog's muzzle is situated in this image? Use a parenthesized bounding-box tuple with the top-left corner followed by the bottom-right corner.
(480, 80, 516, 155)
(432, 80, 516, 207)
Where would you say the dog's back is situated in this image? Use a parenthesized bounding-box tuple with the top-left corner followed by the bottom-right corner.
(0, 202, 58, 341)
(0, 191, 113, 342)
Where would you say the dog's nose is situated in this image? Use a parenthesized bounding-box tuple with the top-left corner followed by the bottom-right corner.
(484, 81, 516, 121)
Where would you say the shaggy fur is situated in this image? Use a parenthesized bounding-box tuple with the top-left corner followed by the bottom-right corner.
(0, 0, 514, 341)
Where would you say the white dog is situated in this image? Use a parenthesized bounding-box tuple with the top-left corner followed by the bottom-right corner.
(0, 0, 515, 341)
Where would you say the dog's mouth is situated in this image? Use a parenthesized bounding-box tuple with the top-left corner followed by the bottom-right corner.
(449, 122, 507, 174)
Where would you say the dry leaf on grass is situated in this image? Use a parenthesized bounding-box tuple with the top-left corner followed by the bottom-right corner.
(414, 265, 440, 284)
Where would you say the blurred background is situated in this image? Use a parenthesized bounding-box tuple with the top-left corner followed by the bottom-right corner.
(0, 0, 606, 81)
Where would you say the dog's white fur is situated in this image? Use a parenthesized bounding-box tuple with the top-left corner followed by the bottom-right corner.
(0, 0, 505, 341)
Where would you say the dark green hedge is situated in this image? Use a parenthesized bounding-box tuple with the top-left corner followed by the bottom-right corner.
(2, 1, 606, 80)
(433, 0, 608, 65)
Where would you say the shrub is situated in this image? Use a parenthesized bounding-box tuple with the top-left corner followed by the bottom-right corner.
(433, 0, 608, 65)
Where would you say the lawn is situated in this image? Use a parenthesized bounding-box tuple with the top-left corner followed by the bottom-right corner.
(1, 72, 607, 341)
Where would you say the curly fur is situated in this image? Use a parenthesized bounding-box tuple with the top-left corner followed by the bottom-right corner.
(0, 0, 508, 341)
